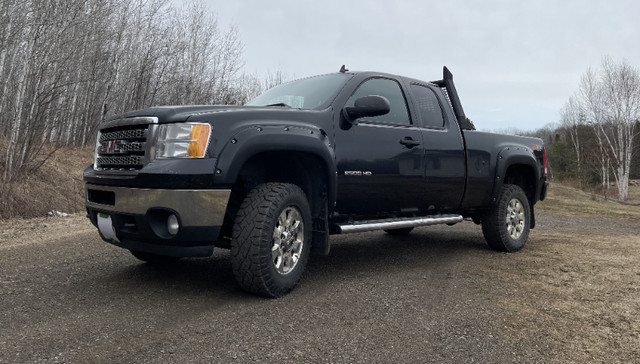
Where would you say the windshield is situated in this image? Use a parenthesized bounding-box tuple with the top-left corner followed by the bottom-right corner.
(246, 73, 351, 109)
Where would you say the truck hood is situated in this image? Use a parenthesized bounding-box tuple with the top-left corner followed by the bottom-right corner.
(106, 105, 245, 124)
(103, 105, 331, 129)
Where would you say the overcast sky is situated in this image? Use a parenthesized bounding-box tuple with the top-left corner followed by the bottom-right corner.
(189, 0, 640, 132)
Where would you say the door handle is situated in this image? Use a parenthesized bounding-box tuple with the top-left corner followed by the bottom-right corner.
(399, 137, 420, 148)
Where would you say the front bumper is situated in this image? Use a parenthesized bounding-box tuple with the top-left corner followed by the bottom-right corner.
(85, 183, 231, 257)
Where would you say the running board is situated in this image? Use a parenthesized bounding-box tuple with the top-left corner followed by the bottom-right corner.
(335, 214, 463, 234)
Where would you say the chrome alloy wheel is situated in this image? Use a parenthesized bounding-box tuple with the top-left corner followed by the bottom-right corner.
(505, 198, 525, 240)
(272, 206, 304, 275)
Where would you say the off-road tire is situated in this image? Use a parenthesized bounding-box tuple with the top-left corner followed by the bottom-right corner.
(129, 250, 180, 264)
(230, 183, 312, 297)
(482, 184, 531, 252)
(384, 227, 414, 235)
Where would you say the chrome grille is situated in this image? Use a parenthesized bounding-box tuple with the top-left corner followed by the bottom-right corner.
(99, 129, 147, 141)
(95, 124, 150, 172)
(96, 155, 145, 166)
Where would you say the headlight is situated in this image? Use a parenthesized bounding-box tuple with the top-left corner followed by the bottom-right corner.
(156, 123, 211, 159)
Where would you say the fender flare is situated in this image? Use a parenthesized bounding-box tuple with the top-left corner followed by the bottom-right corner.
(213, 124, 337, 208)
(491, 146, 541, 204)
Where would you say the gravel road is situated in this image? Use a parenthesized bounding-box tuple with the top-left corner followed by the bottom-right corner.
(1, 213, 638, 363)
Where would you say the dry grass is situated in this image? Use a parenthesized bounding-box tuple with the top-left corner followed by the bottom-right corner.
(0, 146, 93, 219)
(491, 231, 640, 363)
(491, 182, 640, 363)
(537, 183, 640, 222)
(628, 180, 640, 202)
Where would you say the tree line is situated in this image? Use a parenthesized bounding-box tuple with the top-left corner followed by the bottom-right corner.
(533, 57, 640, 200)
(1, 0, 638, 203)
(0, 0, 278, 186)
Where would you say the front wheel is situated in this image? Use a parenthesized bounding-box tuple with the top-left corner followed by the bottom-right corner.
(230, 183, 312, 297)
(481, 184, 531, 252)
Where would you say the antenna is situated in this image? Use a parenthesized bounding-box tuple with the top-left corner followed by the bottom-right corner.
(339, 65, 348, 73)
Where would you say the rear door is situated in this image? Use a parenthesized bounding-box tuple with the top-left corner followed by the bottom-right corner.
(334, 77, 426, 215)
(408, 83, 466, 210)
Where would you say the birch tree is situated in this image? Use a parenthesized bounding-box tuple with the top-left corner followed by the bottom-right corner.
(575, 57, 640, 200)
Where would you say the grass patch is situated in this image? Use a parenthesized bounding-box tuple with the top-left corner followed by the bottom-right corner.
(537, 183, 640, 222)
(0, 146, 93, 219)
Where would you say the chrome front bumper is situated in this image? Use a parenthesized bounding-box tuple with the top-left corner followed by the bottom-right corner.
(85, 184, 231, 257)
(85, 184, 230, 228)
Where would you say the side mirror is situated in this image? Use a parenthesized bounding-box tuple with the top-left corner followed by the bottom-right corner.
(343, 95, 390, 124)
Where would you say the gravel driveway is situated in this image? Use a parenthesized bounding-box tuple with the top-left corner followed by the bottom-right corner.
(1, 212, 638, 363)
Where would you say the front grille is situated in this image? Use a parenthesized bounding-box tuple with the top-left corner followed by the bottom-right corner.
(95, 124, 150, 172)
(100, 129, 147, 141)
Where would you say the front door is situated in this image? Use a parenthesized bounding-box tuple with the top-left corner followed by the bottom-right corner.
(334, 77, 425, 215)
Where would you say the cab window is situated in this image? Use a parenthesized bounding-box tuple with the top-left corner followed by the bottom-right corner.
(346, 78, 411, 125)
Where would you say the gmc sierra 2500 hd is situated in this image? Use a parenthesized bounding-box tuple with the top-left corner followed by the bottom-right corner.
(84, 66, 548, 297)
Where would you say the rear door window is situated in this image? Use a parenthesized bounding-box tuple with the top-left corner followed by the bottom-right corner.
(410, 84, 445, 129)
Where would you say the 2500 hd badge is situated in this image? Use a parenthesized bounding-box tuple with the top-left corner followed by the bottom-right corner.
(344, 171, 372, 176)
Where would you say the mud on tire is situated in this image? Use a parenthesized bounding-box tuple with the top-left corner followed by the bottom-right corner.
(230, 183, 312, 297)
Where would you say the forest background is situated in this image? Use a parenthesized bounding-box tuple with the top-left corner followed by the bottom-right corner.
(0, 0, 638, 219)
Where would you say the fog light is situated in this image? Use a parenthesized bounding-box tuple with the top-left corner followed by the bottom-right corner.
(167, 214, 179, 236)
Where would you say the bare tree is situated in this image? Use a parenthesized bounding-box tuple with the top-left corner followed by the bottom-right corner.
(575, 57, 640, 200)
(1, 0, 256, 190)
(559, 96, 586, 186)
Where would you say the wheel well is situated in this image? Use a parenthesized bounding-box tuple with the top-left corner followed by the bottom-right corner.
(233, 151, 328, 201)
(504, 164, 536, 203)
(218, 151, 330, 253)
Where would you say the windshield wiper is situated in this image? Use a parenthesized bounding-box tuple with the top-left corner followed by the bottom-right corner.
(265, 103, 291, 107)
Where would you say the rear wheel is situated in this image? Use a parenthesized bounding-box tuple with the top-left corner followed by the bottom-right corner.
(230, 183, 311, 297)
(482, 184, 530, 252)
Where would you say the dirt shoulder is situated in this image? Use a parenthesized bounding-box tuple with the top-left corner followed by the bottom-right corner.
(0, 214, 91, 249)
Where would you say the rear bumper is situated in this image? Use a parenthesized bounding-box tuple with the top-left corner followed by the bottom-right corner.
(85, 183, 231, 257)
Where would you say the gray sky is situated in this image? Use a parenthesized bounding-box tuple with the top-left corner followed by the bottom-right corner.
(195, 0, 640, 131)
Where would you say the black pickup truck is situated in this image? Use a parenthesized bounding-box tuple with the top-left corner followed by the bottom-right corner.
(84, 66, 548, 297)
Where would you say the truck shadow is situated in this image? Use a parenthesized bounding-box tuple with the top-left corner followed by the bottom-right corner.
(307, 225, 490, 276)
(103, 224, 490, 299)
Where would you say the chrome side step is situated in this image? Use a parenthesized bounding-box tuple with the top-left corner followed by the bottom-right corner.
(335, 214, 463, 234)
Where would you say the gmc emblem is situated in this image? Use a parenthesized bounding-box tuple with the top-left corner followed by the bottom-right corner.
(100, 140, 125, 154)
